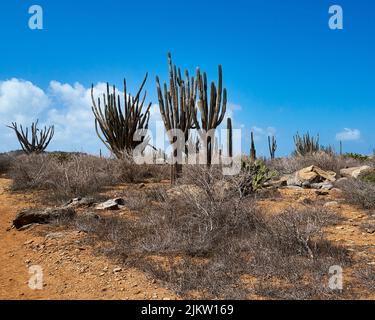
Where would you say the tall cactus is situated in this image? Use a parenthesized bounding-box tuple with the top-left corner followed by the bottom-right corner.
(7, 120, 54, 154)
(156, 53, 197, 183)
(192, 65, 227, 166)
(250, 131, 256, 162)
(91, 74, 152, 158)
(227, 117, 233, 158)
(268, 135, 277, 159)
(293, 132, 320, 156)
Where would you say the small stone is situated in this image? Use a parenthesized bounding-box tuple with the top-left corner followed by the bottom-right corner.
(163, 297, 171, 300)
(24, 240, 34, 245)
(324, 201, 339, 208)
(113, 267, 122, 273)
(336, 226, 344, 230)
(99, 273, 105, 277)
(367, 262, 375, 266)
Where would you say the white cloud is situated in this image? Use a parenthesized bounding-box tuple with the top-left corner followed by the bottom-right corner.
(335, 128, 361, 141)
(251, 126, 276, 141)
(0, 78, 162, 154)
(0, 78, 50, 150)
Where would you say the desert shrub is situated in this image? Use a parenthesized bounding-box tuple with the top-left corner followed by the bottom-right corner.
(64, 166, 351, 299)
(268, 152, 362, 175)
(359, 170, 375, 183)
(343, 152, 369, 162)
(8, 153, 170, 203)
(9, 154, 118, 202)
(337, 178, 375, 210)
(0, 153, 13, 174)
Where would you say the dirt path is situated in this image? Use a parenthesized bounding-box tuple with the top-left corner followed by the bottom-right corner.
(0, 177, 176, 300)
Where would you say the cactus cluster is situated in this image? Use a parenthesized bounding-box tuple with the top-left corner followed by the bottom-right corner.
(293, 132, 320, 156)
(91, 74, 152, 158)
(156, 53, 197, 182)
(7, 120, 54, 154)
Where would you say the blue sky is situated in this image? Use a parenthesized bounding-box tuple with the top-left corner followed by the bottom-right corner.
(0, 0, 374, 156)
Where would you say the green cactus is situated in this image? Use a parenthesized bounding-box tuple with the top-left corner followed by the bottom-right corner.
(156, 52, 197, 183)
(268, 135, 277, 160)
(7, 120, 54, 154)
(227, 118, 233, 158)
(240, 159, 276, 195)
(293, 132, 320, 156)
(250, 131, 256, 162)
(91, 74, 151, 158)
(192, 64, 227, 166)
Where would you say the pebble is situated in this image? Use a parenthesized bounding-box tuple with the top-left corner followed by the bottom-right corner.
(24, 240, 34, 245)
(113, 267, 122, 273)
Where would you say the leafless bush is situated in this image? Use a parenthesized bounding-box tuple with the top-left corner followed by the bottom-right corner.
(337, 178, 375, 210)
(63, 167, 351, 299)
(8, 153, 170, 203)
(0, 153, 13, 174)
(268, 152, 363, 175)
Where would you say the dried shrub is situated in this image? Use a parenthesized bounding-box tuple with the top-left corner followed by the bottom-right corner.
(0, 153, 13, 174)
(65, 167, 351, 299)
(337, 178, 375, 210)
(8, 153, 168, 203)
(268, 152, 362, 175)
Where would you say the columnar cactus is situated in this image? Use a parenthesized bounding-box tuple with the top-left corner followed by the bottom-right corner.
(7, 120, 54, 154)
(250, 132, 256, 162)
(227, 118, 233, 158)
(192, 65, 227, 166)
(293, 132, 320, 156)
(268, 135, 277, 159)
(91, 74, 152, 158)
(156, 53, 197, 183)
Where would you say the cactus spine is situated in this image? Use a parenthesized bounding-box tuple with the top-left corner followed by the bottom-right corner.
(7, 120, 54, 154)
(91, 74, 151, 158)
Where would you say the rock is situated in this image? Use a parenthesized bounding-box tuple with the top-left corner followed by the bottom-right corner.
(321, 182, 334, 190)
(64, 197, 95, 208)
(284, 185, 304, 190)
(297, 196, 313, 204)
(340, 166, 372, 179)
(45, 232, 65, 240)
(287, 165, 336, 187)
(113, 267, 122, 273)
(167, 184, 203, 199)
(13, 208, 76, 230)
(95, 198, 125, 210)
(324, 201, 339, 208)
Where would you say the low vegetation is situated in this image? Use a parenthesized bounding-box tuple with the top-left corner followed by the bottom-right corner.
(54, 166, 352, 299)
(337, 178, 375, 210)
(7, 153, 168, 203)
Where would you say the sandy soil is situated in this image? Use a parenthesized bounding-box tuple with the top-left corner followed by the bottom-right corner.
(0, 177, 176, 300)
(0, 177, 374, 300)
